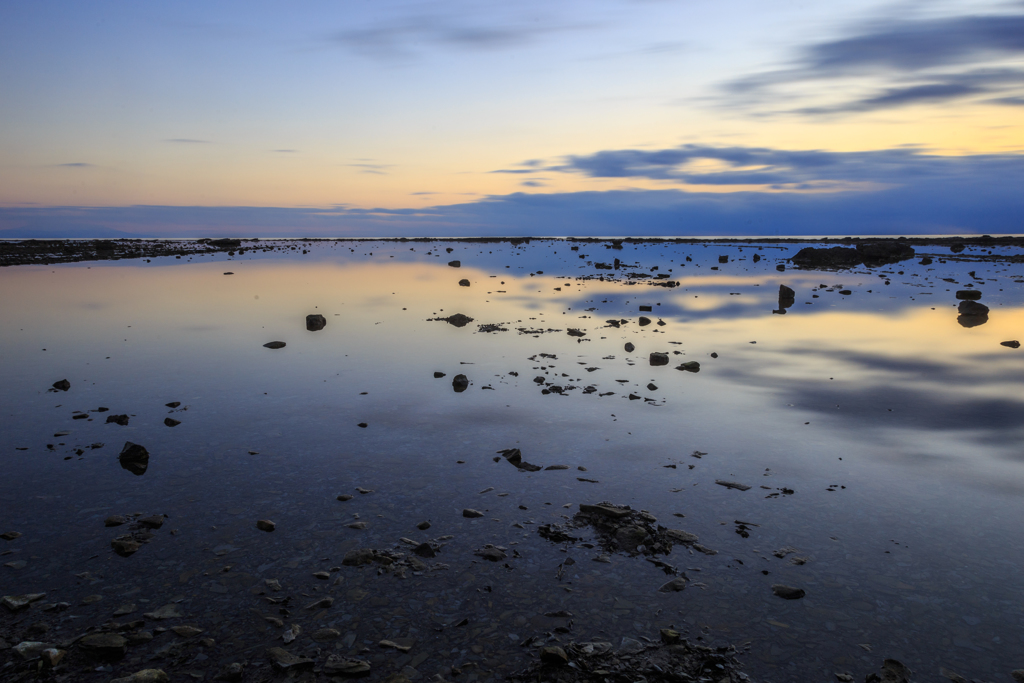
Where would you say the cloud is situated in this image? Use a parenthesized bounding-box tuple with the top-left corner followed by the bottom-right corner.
(520, 180, 546, 187)
(347, 162, 393, 175)
(551, 143, 1024, 189)
(722, 9, 1024, 116)
(329, 6, 591, 60)
(56, 162, 95, 168)
(273, 149, 298, 153)
(165, 138, 211, 144)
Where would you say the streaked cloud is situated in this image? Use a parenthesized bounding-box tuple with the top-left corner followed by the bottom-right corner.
(721, 9, 1024, 116)
(56, 162, 95, 168)
(164, 138, 212, 144)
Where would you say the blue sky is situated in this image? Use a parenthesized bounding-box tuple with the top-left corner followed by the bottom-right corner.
(1, 0, 1022, 237)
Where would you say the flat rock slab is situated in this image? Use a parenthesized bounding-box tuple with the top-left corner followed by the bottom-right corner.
(2, 593, 46, 611)
(79, 632, 128, 660)
(267, 647, 315, 671)
(715, 480, 751, 491)
(771, 584, 806, 600)
(263, 341, 286, 349)
(109, 669, 169, 683)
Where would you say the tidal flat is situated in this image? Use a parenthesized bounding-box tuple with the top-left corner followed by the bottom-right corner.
(1, 237, 1023, 683)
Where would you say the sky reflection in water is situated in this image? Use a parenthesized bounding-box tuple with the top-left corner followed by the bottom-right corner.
(1, 240, 1022, 681)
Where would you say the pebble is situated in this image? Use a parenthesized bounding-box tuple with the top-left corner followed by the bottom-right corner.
(256, 519, 276, 532)
(0, 531, 21, 541)
(771, 584, 806, 600)
(109, 670, 169, 683)
(462, 509, 485, 518)
(263, 341, 287, 349)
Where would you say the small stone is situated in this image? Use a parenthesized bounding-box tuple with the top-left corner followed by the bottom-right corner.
(267, 647, 315, 671)
(337, 494, 354, 501)
(4, 560, 27, 569)
(658, 577, 687, 592)
(379, 639, 413, 652)
(143, 604, 182, 620)
(81, 594, 103, 605)
(675, 361, 700, 372)
(1011, 670, 1024, 683)
(111, 539, 141, 556)
(215, 663, 245, 682)
(104, 515, 127, 527)
(113, 604, 136, 616)
(433, 372, 446, 378)
(323, 655, 371, 676)
(474, 547, 506, 562)
(313, 571, 331, 580)
(624, 342, 635, 352)
(106, 414, 130, 425)
(348, 521, 368, 530)
(125, 630, 154, 645)
(263, 341, 286, 349)
(264, 579, 282, 591)
(138, 515, 164, 529)
(13, 641, 48, 660)
(306, 314, 327, 331)
(0, 594, 41, 612)
(356, 487, 374, 494)
(79, 632, 128, 660)
(452, 374, 469, 392)
(312, 628, 341, 642)
(448, 260, 461, 267)
(416, 521, 431, 530)
(53, 379, 71, 391)
(413, 542, 436, 558)
(458, 279, 470, 287)
(256, 519, 276, 532)
(163, 418, 180, 427)
(544, 464, 569, 470)
(540, 646, 568, 666)
(109, 670, 169, 683)
(660, 628, 680, 644)
(715, 479, 751, 491)
(955, 290, 982, 300)
(462, 508, 484, 518)
(40, 648, 65, 668)
(342, 548, 376, 566)
(282, 623, 301, 643)
(118, 442, 149, 476)
(1002, 340, 1021, 349)
(305, 596, 334, 610)
(1, 531, 22, 540)
(771, 584, 805, 600)
(171, 625, 204, 638)
(649, 352, 669, 366)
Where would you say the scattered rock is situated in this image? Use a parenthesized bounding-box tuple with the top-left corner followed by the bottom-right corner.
(567, 328, 586, 337)
(109, 669, 170, 683)
(306, 314, 327, 331)
(105, 515, 127, 527)
(215, 663, 245, 682)
(448, 260, 461, 267)
(40, 648, 65, 668)
(267, 646, 315, 671)
(675, 361, 700, 372)
(143, 604, 182, 620)
(163, 417, 180, 427)
(649, 352, 669, 366)
(452, 374, 469, 392)
(638, 316, 651, 326)
(715, 480, 751, 491)
(256, 519, 276, 532)
(865, 659, 913, 683)
(771, 584, 805, 600)
(263, 341, 287, 349)
(324, 655, 371, 677)
(955, 290, 981, 300)
(13, 641, 50, 660)
(432, 313, 473, 327)
(337, 494, 354, 501)
(79, 632, 128, 660)
(658, 577, 688, 592)
(458, 279, 470, 287)
(540, 646, 568, 666)
(106, 414, 130, 426)
(957, 300, 989, 327)
(1001, 340, 1020, 348)
(462, 508, 484, 518)
(624, 342, 635, 352)
(417, 521, 431, 530)
(52, 379, 70, 391)
(171, 625, 203, 638)
(413, 542, 437, 558)
(474, 546, 507, 561)
(433, 371, 446, 378)
(0, 531, 21, 540)
(342, 548, 376, 566)
(111, 539, 141, 557)
(165, 402, 180, 408)
(118, 442, 149, 476)
(138, 515, 164, 529)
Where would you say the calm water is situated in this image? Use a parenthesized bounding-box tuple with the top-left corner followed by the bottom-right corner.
(1, 239, 1023, 682)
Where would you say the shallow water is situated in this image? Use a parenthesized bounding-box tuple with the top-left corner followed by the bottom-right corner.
(2, 239, 1023, 682)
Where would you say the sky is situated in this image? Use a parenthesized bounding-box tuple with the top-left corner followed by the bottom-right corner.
(1, 0, 1022, 237)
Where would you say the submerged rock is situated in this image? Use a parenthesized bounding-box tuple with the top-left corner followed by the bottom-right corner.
(957, 300, 989, 328)
(118, 442, 149, 476)
(263, 341, 287, 349)
(771, 584, 805, 600)
(52, 379, 70, 392)
(256, 519, 276, 532)
(955, 290, 981, 300)
(675, 361, 700, 373)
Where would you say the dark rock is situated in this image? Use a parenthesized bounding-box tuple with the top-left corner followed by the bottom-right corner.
(324, 655, 371, 677)
(139, 515, 164, 529)
(452, 374, 469, 392)
(675, 361, 700, 372)
(165, 401, 180, 408)
(540, 646, 568, 666)
(263, 341, 286, 349)
(791, 242, 914, 269)
(440, 313, 473, 327)
(957, 300, 989, 328)
(434, 371, 446, 378)
(919, 257, 933, 265)
(357, 422, 368, 428)
(337, 494, 353, 501)
(718, 255, 728, 263)
(462, 509, 484, 518)
(448, 260, 461, 267)
(109, 670, 169, 683)
(614, 526, 648, 551)
(0, 531, 21, 540)
(475, 546, 507, 561)
(214, 663, 245, 682)
(950, 243, 965, 253)
(118, 442, 149, 476)
(342, 548, 376, 566)
(106, 414, 130, 426)
(856, 241, 915, 266)
(639, 305, 652, 312)
(624, 342, 635, 352)
(1, 594, 45, 611)
(638, 316, 651, 326)
(163, 417, 180, 427)
(567, 328, 586, 337)
(955, 289, 982, 300)
(267, 647, 315, 671)
(111, 539, 141, 557)
(712, 481, 753, 491)
(79, 632, 128, 660)
(458, 279, 470, 286)
(256, 519, 276, 532)
(416, 521, 431, 530)
(412, 542, 436, 558)
(658, 577, 688, 592)
(52, 379, 70, 391)
(865, 659, 913, 683)
(306, 314, 327, 331)
(771, 584, 805, 600)
(778, 284, 795, 310)
(545, 464, 569, 470)
(1002, 340, 1021, 348)
(649, 352, 669, 366)
(839, 289, 851, 295)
